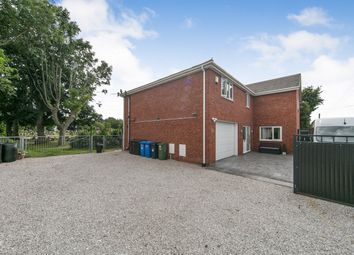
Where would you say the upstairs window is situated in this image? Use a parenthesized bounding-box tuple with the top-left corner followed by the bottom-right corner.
(246, 93, 250, 108)
(221, 77, 233, 100)
(260, 126, 282, 141)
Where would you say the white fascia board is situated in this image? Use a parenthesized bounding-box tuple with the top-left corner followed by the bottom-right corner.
(206, 63, 256, 96)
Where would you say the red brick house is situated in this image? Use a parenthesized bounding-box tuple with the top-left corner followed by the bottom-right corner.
(123, 59, 300, 165)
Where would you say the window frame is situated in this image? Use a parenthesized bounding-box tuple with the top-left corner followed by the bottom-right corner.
(221, 77, 234, 101)
(259, 126, 282, 142)
(246, 93, 250, 108)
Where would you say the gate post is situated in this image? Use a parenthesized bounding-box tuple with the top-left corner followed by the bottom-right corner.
(19, 136, 25, 151)
(293, 135, 299, 193)
(89, 135, 93, 152)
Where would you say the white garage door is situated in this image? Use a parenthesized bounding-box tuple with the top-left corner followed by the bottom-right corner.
(216, 122, 237, 160)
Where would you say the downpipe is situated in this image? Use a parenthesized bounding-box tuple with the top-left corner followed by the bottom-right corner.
(202, 65, 206, 167)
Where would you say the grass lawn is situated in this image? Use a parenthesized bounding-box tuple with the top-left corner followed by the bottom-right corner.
(22, 137, 121, 158)
(25, 147, 119, 158)
(26, 148, 90, 158)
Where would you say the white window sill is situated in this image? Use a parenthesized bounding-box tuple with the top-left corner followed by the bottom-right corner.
(221, 95, 234, 102)
(260, 139, 282, 142)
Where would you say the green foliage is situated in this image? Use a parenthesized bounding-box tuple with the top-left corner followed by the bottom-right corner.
(300, 86, 324, 129)
(0, 0, 112, 138)
(0, 121, 6, 136)
(99, 118, 123, 136)
(302, 86, 324, 113)
(29, 6, 112, 138)
(0, 49, 16, 95)
(300, 101, 311, 129)
(0, 0, 58, 135)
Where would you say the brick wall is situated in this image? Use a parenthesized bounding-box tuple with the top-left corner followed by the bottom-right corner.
(206, 69, 254, 164)
(124, 71, 204, 163)
(123, 68, 300, 164)
(253, 90, 300, 153)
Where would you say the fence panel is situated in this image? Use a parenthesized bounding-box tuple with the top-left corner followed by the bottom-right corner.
(294, 135, 354, 206)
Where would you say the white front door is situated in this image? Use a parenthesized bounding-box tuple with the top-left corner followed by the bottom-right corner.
(215, 122, 238, 160)
(243, 126, 251, 153)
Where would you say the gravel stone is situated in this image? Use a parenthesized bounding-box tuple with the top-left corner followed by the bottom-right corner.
(0, 151, 353, 254)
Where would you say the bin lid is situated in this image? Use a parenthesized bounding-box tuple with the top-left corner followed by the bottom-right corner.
(139, 140, 147, 144)
(145, 141, 153, 144)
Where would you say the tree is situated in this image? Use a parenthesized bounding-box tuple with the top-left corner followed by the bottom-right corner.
(0, 1, 112, 141)
(0, 0, 57, 136)
(33, 48, 111, 144)
(104, 117, 123, 135)
(68, 104, 103, 133)
(0, 49, 16, 95)
(300, 86, 324, 129)
(300, 101, 311, 129)
(0, 48, 20, 136)
(28, 5, 111, 144)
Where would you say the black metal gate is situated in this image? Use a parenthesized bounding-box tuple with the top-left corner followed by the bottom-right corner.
(293, 135, 354, 206)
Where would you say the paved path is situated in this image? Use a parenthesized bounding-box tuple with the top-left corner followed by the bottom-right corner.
(210, 152, 293, 183)
(0, 152, 353, 254)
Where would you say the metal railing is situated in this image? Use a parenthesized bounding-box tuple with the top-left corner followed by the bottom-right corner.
(295, 134, 354, 143)
(0, 135, 122, 157)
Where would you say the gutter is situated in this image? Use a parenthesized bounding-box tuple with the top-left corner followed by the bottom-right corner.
(202, 65, 206, 167)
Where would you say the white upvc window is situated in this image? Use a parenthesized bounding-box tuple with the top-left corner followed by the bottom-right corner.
(221, 77, 233, 100)
(260, 126, 282, 141)
(246, 93, 250, 108)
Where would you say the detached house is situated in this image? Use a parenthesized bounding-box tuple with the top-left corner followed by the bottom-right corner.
(123, 59, 300, 165)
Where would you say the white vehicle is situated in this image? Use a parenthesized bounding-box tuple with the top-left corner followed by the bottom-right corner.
(313, 117, 354, 142)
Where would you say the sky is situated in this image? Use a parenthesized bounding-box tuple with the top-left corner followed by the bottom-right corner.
(59, 0, 354, 120)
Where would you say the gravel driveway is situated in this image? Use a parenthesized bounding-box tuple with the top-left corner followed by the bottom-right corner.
(0, 152, 353, 254)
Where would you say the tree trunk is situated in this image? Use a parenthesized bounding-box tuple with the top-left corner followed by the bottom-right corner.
(51, 109, 78, 146)
(58, 127, 65, 146)
(6, 121, 12, 136)
(12, 120, 19, 137)
(36, 112, 45, 136)
(36, 111, 46, 144)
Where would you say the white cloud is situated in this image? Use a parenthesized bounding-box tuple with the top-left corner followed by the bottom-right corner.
(288, 7, 332, 26)
(303, 56, 354, 119)
(60, 0, 157, 118)
(246, 31, 342, 68)
(182, 17, 195, 29)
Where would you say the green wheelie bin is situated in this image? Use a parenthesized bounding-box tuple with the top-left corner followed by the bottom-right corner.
(151, 142, 159, 159)
(2, 143, 17, 163)
(158, 143, 167, 160)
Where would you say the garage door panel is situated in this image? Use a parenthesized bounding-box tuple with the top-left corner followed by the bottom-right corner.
(216, 122, 237, 160)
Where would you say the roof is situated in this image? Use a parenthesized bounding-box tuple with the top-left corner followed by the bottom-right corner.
(125, 59, 300, 96)
(126, 59, 255, 96)
(314, 117, 354, 127)
(246, 74, 301, 95)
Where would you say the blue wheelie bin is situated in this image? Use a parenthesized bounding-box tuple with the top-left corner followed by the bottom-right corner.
(144, 141, 153, 158)
(139, 141, 146, 156)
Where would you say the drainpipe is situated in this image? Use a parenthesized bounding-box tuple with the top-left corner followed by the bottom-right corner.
(201, 65, 206, 167)
(127, 96, 131, 149)
(122, 98, 125, 150)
